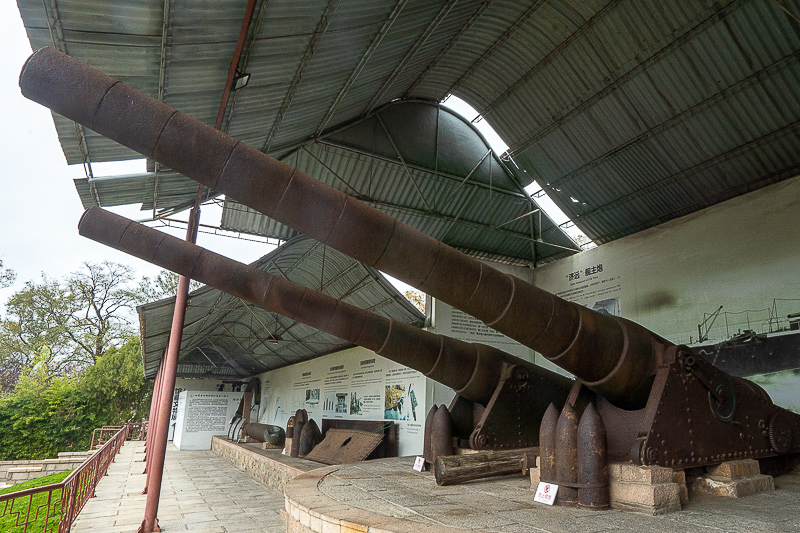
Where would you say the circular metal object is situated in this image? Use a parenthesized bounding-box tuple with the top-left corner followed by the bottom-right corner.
(708, 372, 737, 423)
(768, 413, 792, 454)
(511, 365, 529, 387)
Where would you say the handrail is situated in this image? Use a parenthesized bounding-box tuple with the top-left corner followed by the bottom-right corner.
(0, 424, 134, 532)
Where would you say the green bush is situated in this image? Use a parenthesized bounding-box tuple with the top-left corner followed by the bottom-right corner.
(0, 338, 150, 461)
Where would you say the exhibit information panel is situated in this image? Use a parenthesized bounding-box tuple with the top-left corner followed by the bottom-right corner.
(173, 391, 243, 450)
(259, 347, 426, 456)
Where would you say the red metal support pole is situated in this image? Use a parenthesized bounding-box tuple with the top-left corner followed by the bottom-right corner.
(139, 271, 192, 532)
(142, 355, 165, 481)
(138, 3, 257, 530)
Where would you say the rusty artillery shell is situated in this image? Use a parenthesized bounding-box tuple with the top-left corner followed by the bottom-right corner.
(539, 403, 558, 483)
(286, 416, 295, 439)
(555, 403, 579, 506)
(577, 403, 609, 510)
(298, 418, 321, 457)
(423, 405, 439, 465)
(291, 409, 307, 458)
(431, 404, 454, 461)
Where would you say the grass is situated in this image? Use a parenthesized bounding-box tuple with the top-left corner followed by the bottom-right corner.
(0, 471, 72, 532)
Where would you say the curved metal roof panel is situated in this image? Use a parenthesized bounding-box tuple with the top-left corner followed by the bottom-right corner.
(137, 234, 424, 379)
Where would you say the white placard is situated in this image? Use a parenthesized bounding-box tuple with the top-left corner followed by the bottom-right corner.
(412, 456, 426, 472)
(534, 482, 558, 505)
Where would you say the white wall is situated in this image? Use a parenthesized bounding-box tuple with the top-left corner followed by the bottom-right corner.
(533, 176, 800, 345)
(532, 176, 800, 412)
(255, 346, 428, 457)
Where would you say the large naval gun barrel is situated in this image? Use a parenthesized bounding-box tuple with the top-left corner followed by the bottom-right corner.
(20, 47, 665, 409)
(78, 206, 571, 409)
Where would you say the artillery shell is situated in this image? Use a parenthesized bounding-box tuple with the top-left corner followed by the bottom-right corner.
(431, 404, 454, 461)
(555, 403, 579, 506)
(577, 403, 609, 510)
(291, 419, 305, 457)
(539, 403, 559, 483)
(298, 419, 321, 457)
(424, 405, 439, 465)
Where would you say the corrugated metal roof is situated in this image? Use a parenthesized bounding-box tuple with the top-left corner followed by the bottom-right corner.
(137, 234, 424, 379)
(220, 100, 579, 265)
(17, 0, 800, 264)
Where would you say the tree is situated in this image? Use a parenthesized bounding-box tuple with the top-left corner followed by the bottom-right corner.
(0, 262, 142, 391)
(137, 270, 203, 303)
(0, 259, 14, 289)
(80, 338, 150, 425)
(404, 290, 425, 313)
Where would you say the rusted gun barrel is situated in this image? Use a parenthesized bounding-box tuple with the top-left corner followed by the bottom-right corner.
(78, 207, 571, 407)
(21, 47, 665, 408)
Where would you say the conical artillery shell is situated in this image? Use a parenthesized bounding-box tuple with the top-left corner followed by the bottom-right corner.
(431, 404, 454, 461)
(539, 403, 558, 483)
(291, 420, 305, 458)
(578, 403, 609, 510)
(424, 405, 439, 465)
(286, 416, 295, 439)
(555, 403, 579, 506)
(298, 419, 321, 457)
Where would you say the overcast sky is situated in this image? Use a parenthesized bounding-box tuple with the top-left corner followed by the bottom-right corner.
(0, 5, 270, 309)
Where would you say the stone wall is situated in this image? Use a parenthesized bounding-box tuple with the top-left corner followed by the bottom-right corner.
(211, 436, 312, 494)
(0, 452, 92, 485)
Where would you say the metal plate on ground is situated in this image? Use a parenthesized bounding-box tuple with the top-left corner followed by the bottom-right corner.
(304, 429, 384, 465)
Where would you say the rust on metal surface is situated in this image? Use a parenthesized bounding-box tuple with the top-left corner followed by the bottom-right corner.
(539, 403, 558, 484)
(577, 403, 609, 511)
(423, 405, 439, 465)
(431, 404, 454, 462)
(21, 48, 800, 473)
(298, 418, 322, 457)
(243, 423, 285, 447)
(291, 409, 307, 458)
(18, 47, 664, 409)
(554, 403, 579, 506)
(304, 429, 384, 465)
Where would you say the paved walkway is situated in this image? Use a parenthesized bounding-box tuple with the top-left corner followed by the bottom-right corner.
(285, 457, 800, 533)
(72, 441, 286, 532)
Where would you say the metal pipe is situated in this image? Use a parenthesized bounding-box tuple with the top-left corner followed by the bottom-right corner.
(77, 207, 571, 406)
(20, 47, 668, 408)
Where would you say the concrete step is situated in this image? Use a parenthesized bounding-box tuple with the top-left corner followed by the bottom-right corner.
(7, 466, 43, 473)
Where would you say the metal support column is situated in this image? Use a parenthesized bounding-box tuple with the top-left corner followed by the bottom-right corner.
(138, 2, 258, 529)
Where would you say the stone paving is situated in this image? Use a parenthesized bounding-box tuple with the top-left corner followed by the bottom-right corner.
(72, 441, 287, 532)
(285, 457, 800, 533)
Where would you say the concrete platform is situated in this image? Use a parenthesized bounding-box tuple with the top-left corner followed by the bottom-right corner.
(72, 441, 286, 532)
(283, 457, 800, 533)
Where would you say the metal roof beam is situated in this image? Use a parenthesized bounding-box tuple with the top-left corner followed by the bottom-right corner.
(508, 0, 748, 157)
(43, 0, 92, 178)
(538, 45, 800, 194)
(262, 0, 342, 152)
(314, 0, 409, 136)
(573, 119, 800, 234)
(363, 0, 458, 115)
(376, 115, 431, 210)
(404, 0, 492, 98)
(442, 0, 547, 99)
(479, 0, 623, 121)
(315, 140, 526, 198)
